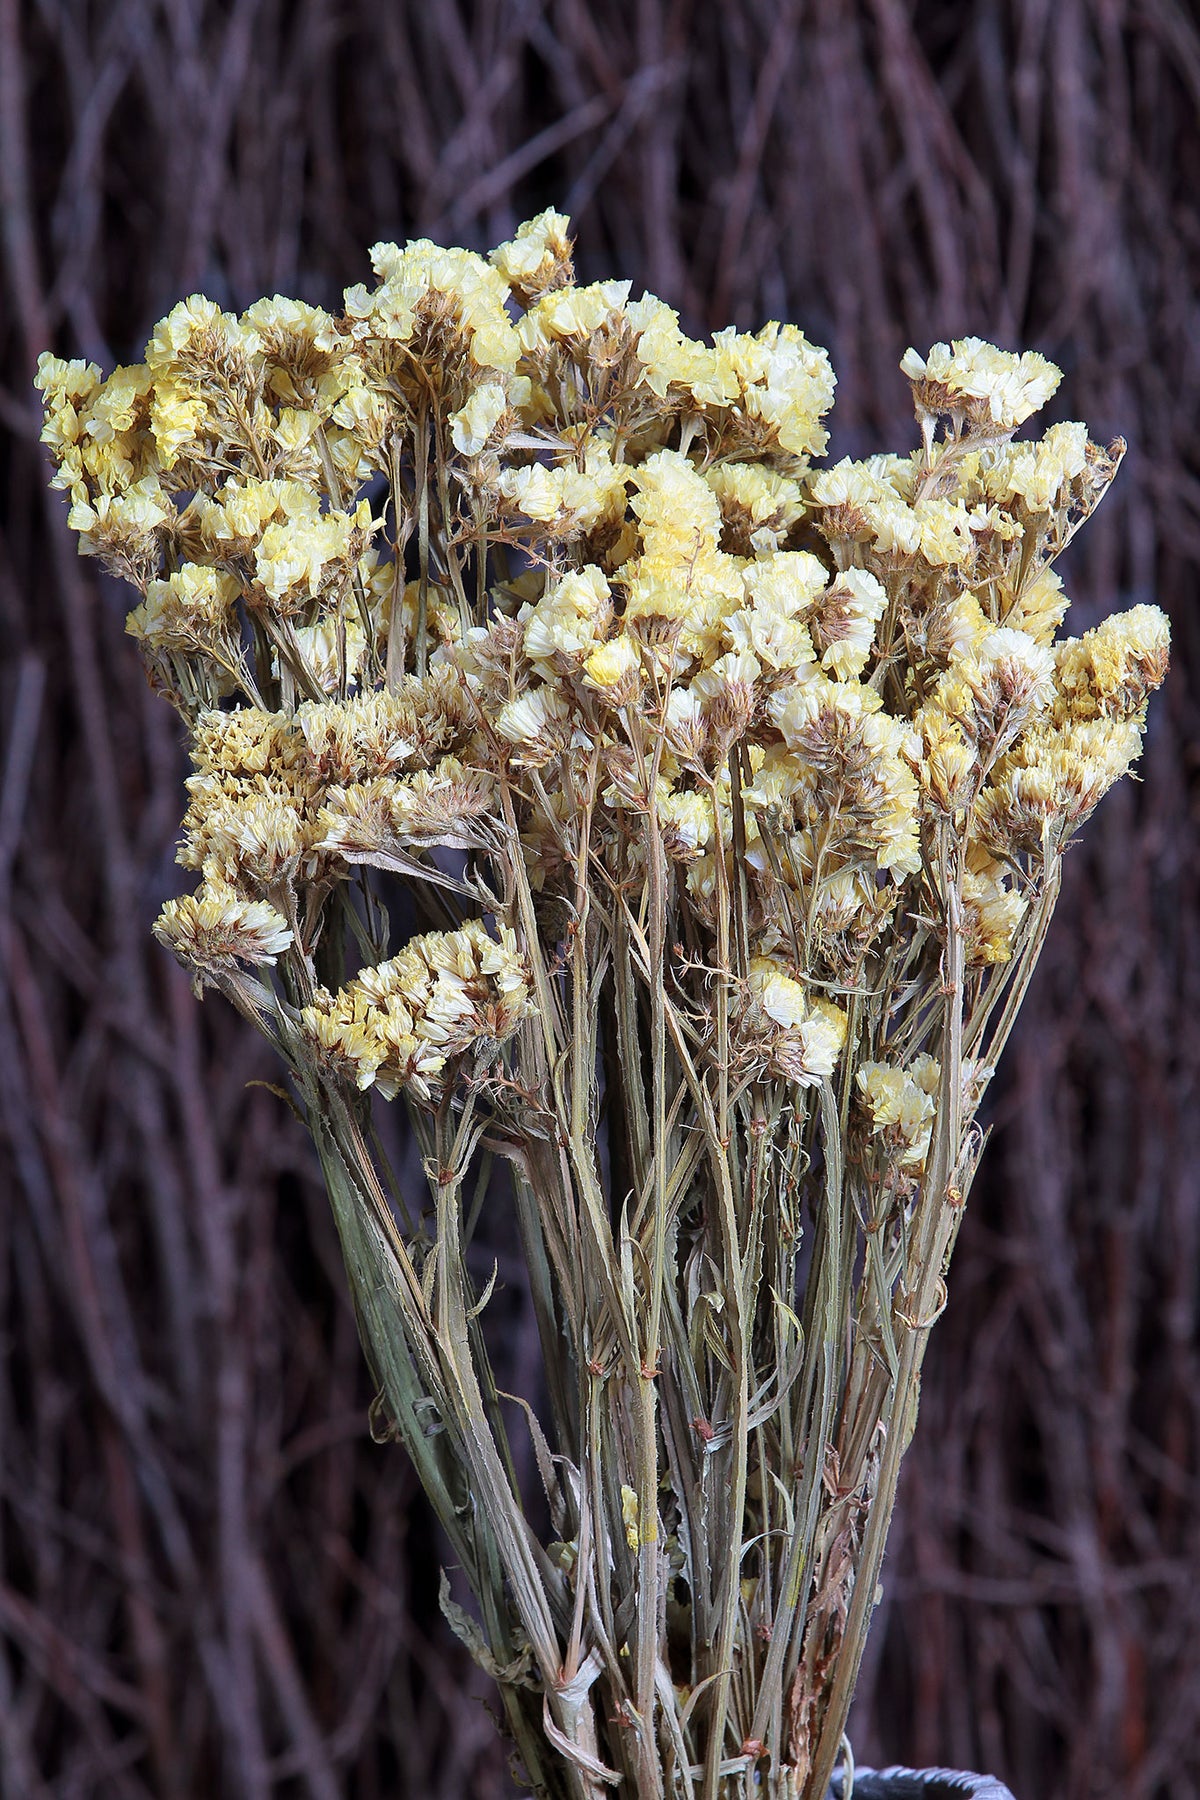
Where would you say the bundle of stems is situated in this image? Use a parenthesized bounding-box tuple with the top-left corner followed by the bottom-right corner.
(37, 214, 1168, 1800)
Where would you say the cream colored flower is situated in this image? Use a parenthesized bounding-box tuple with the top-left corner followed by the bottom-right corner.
(516, 279, 631, 353)
(254, 507, 363, 609)
(351, 238, 520, 373)
(498, 447, 628, 533)
(806, 568, 888, 680)
(659, 789, 716, 862)
(857, 1059, 936, 1169)
(127, 564, 240, 653)
(155, 880, 293, 970)
(976, 715, 1146, 855)
(1053, 604, 1171, 725)
(963, 855, 1028, 964)
(901, 338, 1061, 432)
(712, 321, 836, 459)
(626, 294, 733, 403)
(523, 565, 611, 669)
(450, 382, 509, 456)
(301, 921, 532, 1101)
(490, 209, 574, 304)
(706, 463, 805, 555)
(746, 960, 849, 1085)
(146, 294, 255, 369)
(582, 633, 643, 702)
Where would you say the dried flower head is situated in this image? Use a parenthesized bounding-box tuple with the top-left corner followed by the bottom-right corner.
(38, 216, 1170, 1800)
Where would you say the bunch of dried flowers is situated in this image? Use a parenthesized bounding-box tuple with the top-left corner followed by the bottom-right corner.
(37, 211, 1168, 1800)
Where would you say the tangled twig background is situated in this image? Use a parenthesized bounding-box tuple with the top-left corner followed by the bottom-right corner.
(0, 4, 1197, 1798)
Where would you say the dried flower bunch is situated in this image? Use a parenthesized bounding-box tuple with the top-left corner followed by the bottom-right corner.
(38, 211, 1168, 1800)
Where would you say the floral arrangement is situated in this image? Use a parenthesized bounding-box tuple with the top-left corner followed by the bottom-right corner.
(37, 211, 1168, 1800)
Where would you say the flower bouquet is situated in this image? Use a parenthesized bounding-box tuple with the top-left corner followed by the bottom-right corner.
(37, 211, 1167, 1799)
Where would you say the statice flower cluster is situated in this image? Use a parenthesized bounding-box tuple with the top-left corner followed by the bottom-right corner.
(38, 219, 1165, 1130)
(37, 214, 1168, 1800)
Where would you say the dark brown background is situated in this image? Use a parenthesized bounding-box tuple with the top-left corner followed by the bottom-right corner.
(1, 3, 1197, 1796)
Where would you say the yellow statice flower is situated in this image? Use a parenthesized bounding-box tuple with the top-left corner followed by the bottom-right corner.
(962, 851, 1028, 964)
(857, 1058, 938, 1170)
(297, 683, 459, 782)
(489, 208, 574, 305)
(37, 218, 1170, 1141)
(912, 707, 979, 814)
(254, 503, 367, 609)
(804, 567, 888, 680)
(145, 294, 253, 370)
(767, 671, 882, 745)
(580, 632, 642, 705)
(318, 757, 496, 859)
(516, 279, 632, 355)
(182, 789, 313, 889)
(327, 382, 397, 479)
(901, 337, 1062, 431)
(746, 959, 849, 1086)
(523, 565, 613, 671)
(1053, 604, 1172, 725)
(976, 714, 1146, 856)
(627, 294, 737, 406)
(912, 496, 978, 568)
(241, 294, 343, 404)
(807, 456, 887, 516)
(78, 363, 155, 486)
(711, 321, 836, 459)
(449, 381, 510, 457)
(126, 564, 240, 654)
(347, 238, 520, 375)
(980, 421, 1089, 511)
(155, 880, 294, 972)
(498, 442, 629, 534)
(706, 462, 805, 555)
(495, 685, 579, 767)
(730, 555, 824, 673)
(927, 628, 1055, 762)
(149, 379, 210, 469)
(658, 788, 717, 862)
(64, 476, 173, 577)
(279, 615, 369, 695)
(35, 353, 103, 466)
(620, 450, 744, 658)
(1001, 567, 1070, 644)
(301, 921, 532, 1101)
